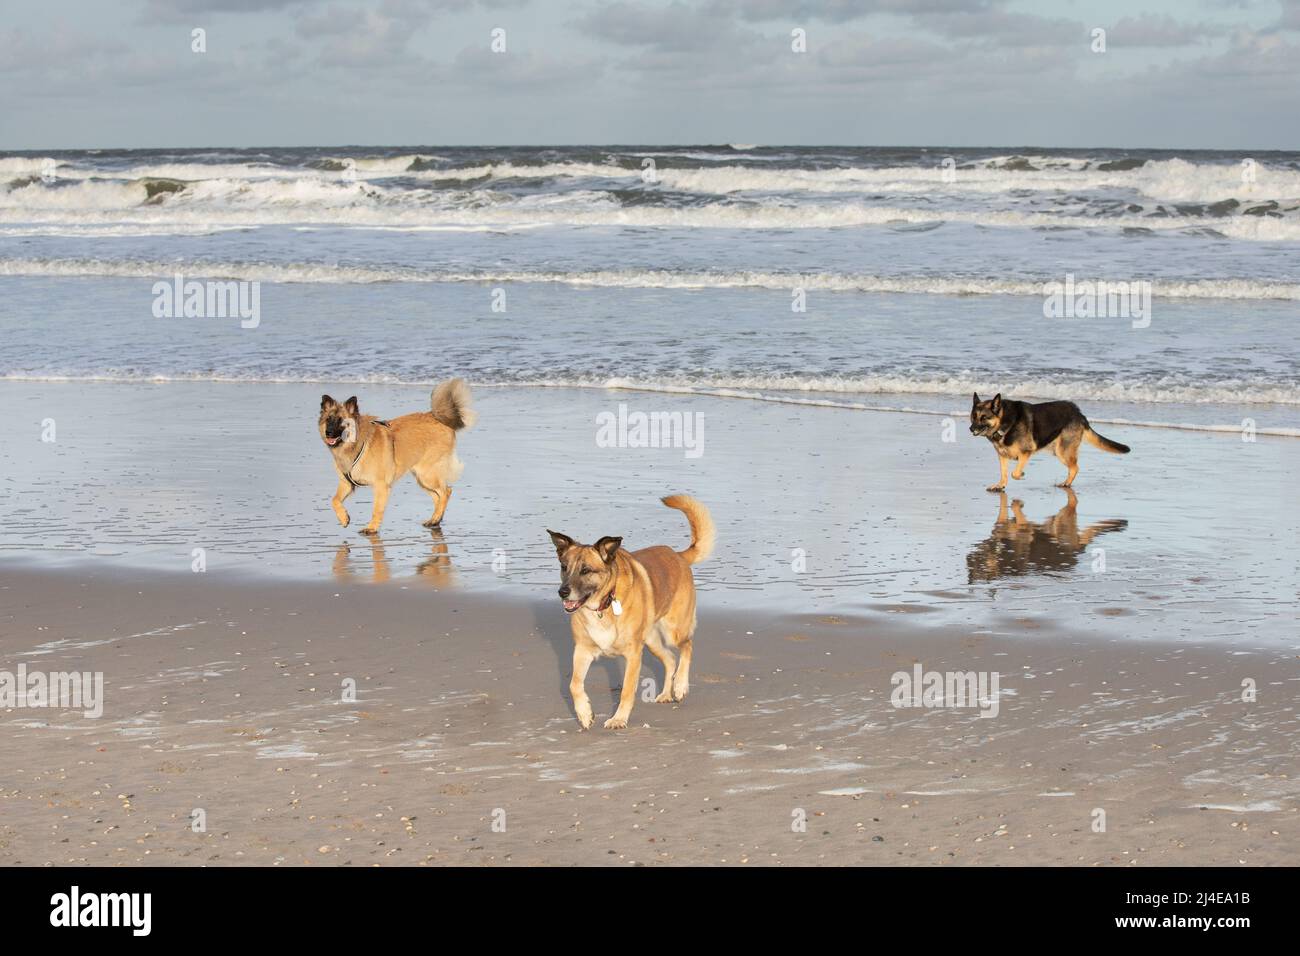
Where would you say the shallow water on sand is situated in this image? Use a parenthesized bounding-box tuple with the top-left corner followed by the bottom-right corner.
(3, 277, 1297, 433)
(2, 381, 1294, 648)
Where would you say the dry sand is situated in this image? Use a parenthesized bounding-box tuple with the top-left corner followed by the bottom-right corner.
(1, 566, 1294, 866)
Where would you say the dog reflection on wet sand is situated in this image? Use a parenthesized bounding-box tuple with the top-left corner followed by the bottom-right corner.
(967, 489, 1127, 583)
(331, 529, 457, 586)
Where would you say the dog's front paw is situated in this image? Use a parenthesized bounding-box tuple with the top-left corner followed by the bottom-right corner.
(358, 526, 380, 536)
(654, 689, 675, 704)
(575, 702, 593, 730)
(672, 682, 689, 702)
(986, 484, 1005, 493)
(603, 716, 628, 730)
(335, 512, 350, 528)
(421, 519, 441, 529)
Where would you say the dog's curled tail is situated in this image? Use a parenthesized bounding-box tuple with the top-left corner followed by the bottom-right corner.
(430, 378, 476, 431)
(662, 494, 715, 565)
(1084, 427, 1129, 454)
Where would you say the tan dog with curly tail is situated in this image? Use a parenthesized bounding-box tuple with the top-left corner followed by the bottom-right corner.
(548, 495, 715, 730)
(318, 379, 475, 534)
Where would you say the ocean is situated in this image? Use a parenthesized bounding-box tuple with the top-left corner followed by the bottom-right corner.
(1, 144, 1297, 435)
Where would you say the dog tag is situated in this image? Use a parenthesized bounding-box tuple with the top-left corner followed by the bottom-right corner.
(611, 599, 623, 616)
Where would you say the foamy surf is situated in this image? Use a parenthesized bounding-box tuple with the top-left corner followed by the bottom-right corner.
(4, 147, 1300, 240)
(2, 373, 1295, 433)
(4, 189, 1299, 239)
(3, 258, 1298, 301)
(14, 153, 1300, 204)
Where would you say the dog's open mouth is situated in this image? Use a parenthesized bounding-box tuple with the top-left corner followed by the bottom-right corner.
(562, 599, 582, 613)
(325, 436, 341, 446)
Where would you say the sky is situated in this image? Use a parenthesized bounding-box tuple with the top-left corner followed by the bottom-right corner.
(2, 0, 1297, 149)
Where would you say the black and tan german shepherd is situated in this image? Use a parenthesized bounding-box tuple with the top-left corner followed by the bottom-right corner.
(970, 393, 1129, 491)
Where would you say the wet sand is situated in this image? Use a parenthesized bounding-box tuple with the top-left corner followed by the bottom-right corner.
(0, 380, 1296, 865)
(3, 380, 1297, 644)
(0, 566, 1296, 866)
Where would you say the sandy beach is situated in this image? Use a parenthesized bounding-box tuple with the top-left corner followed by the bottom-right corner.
(1, 566, 1295, 866)
(1, 382, 1296, 865)
(5, 0, 1300, 899)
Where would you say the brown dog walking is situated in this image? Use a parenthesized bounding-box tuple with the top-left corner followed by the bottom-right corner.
(548, 495, 715, 730)
(319, 379, 475, 534)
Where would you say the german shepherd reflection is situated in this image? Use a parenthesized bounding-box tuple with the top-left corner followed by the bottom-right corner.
(967, 490, 1127, 583)
(970, 393, 1129, 492)
(547, 495, 715, 731)
(318, 379, 474, 534)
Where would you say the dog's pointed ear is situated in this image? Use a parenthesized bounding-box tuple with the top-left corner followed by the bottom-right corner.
(343, 396, 359, 415)
(594, 536, 622, 563)
(972, 391, 980, 406)
(547, 530, 574, 556)
(321, 394, 335, 410)
(991, 393, 1002, 409)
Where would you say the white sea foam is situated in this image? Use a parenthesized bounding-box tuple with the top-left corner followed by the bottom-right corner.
(7, 156, 446, 184)
(0, 156, 63, 175)
(2, 370, 1295, 422)
(321, 153, 445, 173)
(566, 377, 1300, 416)
(626, 156, 1300, 204)
(4, 168, 1298, 239)
(23, 155, 1296, 205)
(0, 225, 250, 238)
(3, 257, 1296, 301)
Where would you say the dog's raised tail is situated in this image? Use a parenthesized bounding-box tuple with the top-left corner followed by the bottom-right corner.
(1084, 427, 1130, 454)
(430, 378, 476, 431)
(662, 494, 715, 565)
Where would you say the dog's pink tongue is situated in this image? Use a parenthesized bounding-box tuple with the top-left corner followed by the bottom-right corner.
(563, 600, 581, 611)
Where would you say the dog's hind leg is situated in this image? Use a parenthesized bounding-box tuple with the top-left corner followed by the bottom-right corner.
(604, 645, 644, 730)
(359, 482, 390, 536)
(645, 624, 678, 703)
(1054, 436, 1080, 487)
(427, 485, 452, 527)
(413, 464, 451, 527)
(331, 476, 354, 528)
(671, 615, 696, 702)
